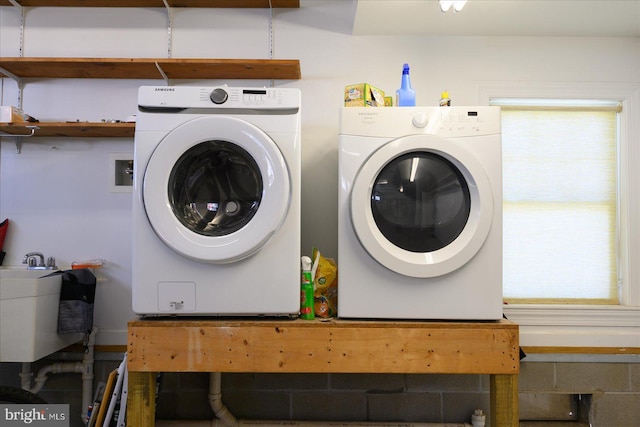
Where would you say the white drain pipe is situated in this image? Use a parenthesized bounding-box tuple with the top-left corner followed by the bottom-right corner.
(19, 328, 97, 423)
(80, 328, 97, 422)
(208, 372, 237, 426)
(23, 361, 84, 395)
(156, 372, 474, 427)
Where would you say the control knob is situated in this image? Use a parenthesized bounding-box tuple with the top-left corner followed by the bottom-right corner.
(210, 88, 229, 105)
(412, 112, 428, 128)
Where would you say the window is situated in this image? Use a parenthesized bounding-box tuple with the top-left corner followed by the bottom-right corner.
(492, 101, 619, 304)
(478, 83, 640, 348)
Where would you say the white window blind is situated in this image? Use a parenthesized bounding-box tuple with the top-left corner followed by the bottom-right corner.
(494, 101, 620, 304)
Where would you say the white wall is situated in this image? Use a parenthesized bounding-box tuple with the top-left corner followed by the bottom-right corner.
(1, 1, 638, 345)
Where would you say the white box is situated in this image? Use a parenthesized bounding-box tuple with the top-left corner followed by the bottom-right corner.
(0, 106, 25, 123)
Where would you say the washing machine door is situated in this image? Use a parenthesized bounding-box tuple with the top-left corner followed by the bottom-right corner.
(350, 134, 493, 278)
(143, 115, 290, 264)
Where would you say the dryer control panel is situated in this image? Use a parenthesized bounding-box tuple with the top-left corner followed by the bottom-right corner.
(138, 86, 300, 111)
(339, 106, 501, 138)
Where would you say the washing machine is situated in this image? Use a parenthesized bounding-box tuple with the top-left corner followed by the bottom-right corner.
(132, 86, 301, 316)
(338, 106, 502, 320)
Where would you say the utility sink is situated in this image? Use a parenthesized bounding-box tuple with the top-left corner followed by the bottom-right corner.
(0, 267, 84, 362)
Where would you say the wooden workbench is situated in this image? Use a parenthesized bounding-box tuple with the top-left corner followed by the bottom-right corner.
(127, 318, 519, 426)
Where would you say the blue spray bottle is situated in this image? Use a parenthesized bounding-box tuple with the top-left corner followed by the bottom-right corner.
(396, 63, 416, 106)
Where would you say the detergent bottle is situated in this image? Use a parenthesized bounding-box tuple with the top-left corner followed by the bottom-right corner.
(396, 63, 416, 106)
(439, 90, 451, 106)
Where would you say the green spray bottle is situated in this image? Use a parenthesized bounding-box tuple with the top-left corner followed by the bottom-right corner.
(300, 256, 315, 320)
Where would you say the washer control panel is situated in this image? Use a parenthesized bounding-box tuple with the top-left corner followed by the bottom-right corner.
(138, 86, 300, 111)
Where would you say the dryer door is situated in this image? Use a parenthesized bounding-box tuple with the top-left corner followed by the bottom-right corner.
(143, 115, 290, 264)
(350, 134, 494, 278)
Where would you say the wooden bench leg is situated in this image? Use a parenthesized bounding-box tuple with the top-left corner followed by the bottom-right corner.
(490, 374, 519, 427)
(127, 371, 156, 427)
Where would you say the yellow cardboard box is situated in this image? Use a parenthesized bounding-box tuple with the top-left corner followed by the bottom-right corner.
(344, 83, 386, 107)
(0, 106, 25, 123)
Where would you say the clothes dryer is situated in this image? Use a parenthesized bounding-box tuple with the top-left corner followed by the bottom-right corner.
(132, 86, 300, 316)
(338, 107, 502, 320)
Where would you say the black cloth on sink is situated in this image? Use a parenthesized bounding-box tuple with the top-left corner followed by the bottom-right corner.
(47, 269, 97, 334)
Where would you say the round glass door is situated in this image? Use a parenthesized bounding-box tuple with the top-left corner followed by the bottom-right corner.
(350, 134, 493, 278)
(169, 141, 262, 237)
(371, 152, 471, 253)
(143, 115, 290, 264)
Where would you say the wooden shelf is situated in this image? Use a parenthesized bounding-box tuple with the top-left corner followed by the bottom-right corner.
(0, 1, 302, 141)
(0, 122, 135, 138)
(0, 57, 301, 80)
(0, 0, 299, 7)
(127, 318, 520, 427)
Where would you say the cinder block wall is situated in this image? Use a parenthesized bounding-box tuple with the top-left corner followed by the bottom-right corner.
(1, 358, 638, 426)
(519, 361, 640, 426)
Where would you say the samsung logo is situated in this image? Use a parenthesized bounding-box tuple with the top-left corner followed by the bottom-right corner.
(155, 88, 175, 91)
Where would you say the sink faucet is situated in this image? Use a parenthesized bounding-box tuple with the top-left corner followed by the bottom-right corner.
(23, 252, 45, 267)
(22, 252, 57, 270)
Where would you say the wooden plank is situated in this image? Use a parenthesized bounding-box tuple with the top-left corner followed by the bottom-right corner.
(126, 372, 155, 427)
(158, 58, 302, 80)
(166, 0, 300, 7)
(0, 0, 164, 5)
(0, 58, 162, 79)
(0, 0, 299, 7)
(95, 369, 118, 427)
(0, 57, 301, 80)
(127, 319, 520, 374)
(490, 374, 519, 427)
(0, 122, 135, 138)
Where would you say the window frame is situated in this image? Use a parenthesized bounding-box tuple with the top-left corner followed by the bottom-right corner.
(478, 82, 640, 348)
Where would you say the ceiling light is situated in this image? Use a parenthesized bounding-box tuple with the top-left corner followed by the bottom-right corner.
(439, 0, 467, 12)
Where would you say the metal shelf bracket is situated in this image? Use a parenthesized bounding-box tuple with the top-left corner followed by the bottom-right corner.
(4, 0, 26, 107)
(0, 125, 40, 154)
(162, 0, 173, 58)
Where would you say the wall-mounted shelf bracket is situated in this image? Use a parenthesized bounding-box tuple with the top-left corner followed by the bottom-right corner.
(0, 66, 25, 108)
(0, 125, 39, 154)
(162, 0, 173, 58)
(0, 67, 22, 85)
(6, 0, 25, 67)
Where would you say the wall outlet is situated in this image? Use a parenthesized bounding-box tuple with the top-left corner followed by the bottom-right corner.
(109, 153, 134, 193)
